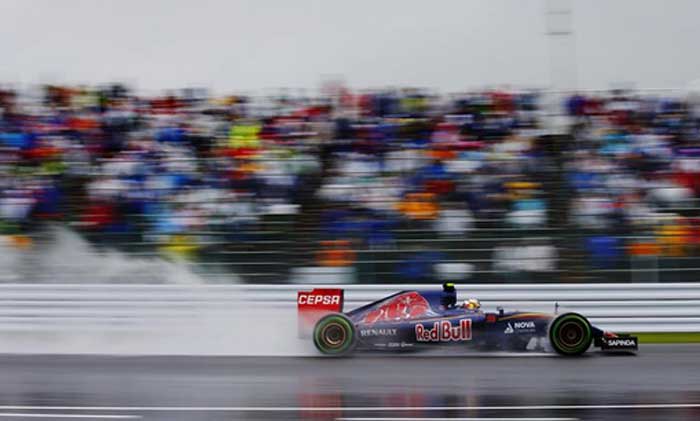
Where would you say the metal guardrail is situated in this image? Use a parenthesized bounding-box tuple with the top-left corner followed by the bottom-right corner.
(0, 283, 697, 333)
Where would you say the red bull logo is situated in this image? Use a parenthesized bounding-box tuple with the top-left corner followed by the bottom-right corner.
(415, 319, 472, 342)
(362, 291, 432, 324)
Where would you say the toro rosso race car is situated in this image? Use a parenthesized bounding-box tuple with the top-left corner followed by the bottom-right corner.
(298, 283, 638, 356)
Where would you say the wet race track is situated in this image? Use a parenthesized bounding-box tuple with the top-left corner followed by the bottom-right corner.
(0, 345, 699, 421)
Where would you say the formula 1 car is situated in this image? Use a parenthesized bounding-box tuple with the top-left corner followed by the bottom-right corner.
(298, 283, 638, 356)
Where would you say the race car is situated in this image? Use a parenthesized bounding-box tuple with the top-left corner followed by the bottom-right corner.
(298, 283, 638, 356)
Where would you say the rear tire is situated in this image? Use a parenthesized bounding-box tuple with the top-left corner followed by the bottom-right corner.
(313, 314, 357, 356)
(548, 313, 593, 356)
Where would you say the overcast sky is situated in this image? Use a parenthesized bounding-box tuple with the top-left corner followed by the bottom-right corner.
(1, 0, 699, 94)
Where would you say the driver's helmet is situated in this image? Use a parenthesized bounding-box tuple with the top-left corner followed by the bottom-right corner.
(463, 298, 481, 311)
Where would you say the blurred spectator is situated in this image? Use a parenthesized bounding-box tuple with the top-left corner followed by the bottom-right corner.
(4, 82, 700, 283)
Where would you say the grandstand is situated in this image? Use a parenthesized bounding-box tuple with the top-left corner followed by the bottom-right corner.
(1, 85, 699, 283)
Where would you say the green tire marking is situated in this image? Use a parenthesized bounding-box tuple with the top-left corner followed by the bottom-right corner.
(313, 315, 354, 355)
(550, 313, 592, 355)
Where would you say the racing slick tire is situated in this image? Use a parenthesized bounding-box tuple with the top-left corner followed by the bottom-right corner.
(313, 313, 357, 356)
(548, 312, 593, 356)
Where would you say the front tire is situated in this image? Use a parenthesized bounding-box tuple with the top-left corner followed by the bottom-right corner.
(548, 313, 593, 356)
(313, 314, 357, 356)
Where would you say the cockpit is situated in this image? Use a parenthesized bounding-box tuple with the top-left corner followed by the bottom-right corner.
(441, 282, 481, 312)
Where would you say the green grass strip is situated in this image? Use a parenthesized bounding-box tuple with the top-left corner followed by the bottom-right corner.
(632, 332, 700, 344)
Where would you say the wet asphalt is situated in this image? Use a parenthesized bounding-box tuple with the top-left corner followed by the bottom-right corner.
(0, 345, 698, 420)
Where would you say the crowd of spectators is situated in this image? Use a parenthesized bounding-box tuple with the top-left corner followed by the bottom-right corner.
(564, 91, 700, 280)
(1, 83, 700, 283)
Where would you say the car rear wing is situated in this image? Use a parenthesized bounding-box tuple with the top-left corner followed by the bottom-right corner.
(297, 288, 344, 338)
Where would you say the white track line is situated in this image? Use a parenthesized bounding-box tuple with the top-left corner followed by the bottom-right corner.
(0, 415, 140, 419)
(0, 404, 696, 412)
(336, 418, 580, 421)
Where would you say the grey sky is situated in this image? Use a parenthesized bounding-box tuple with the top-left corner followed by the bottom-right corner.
(1, 0, 699, 94)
